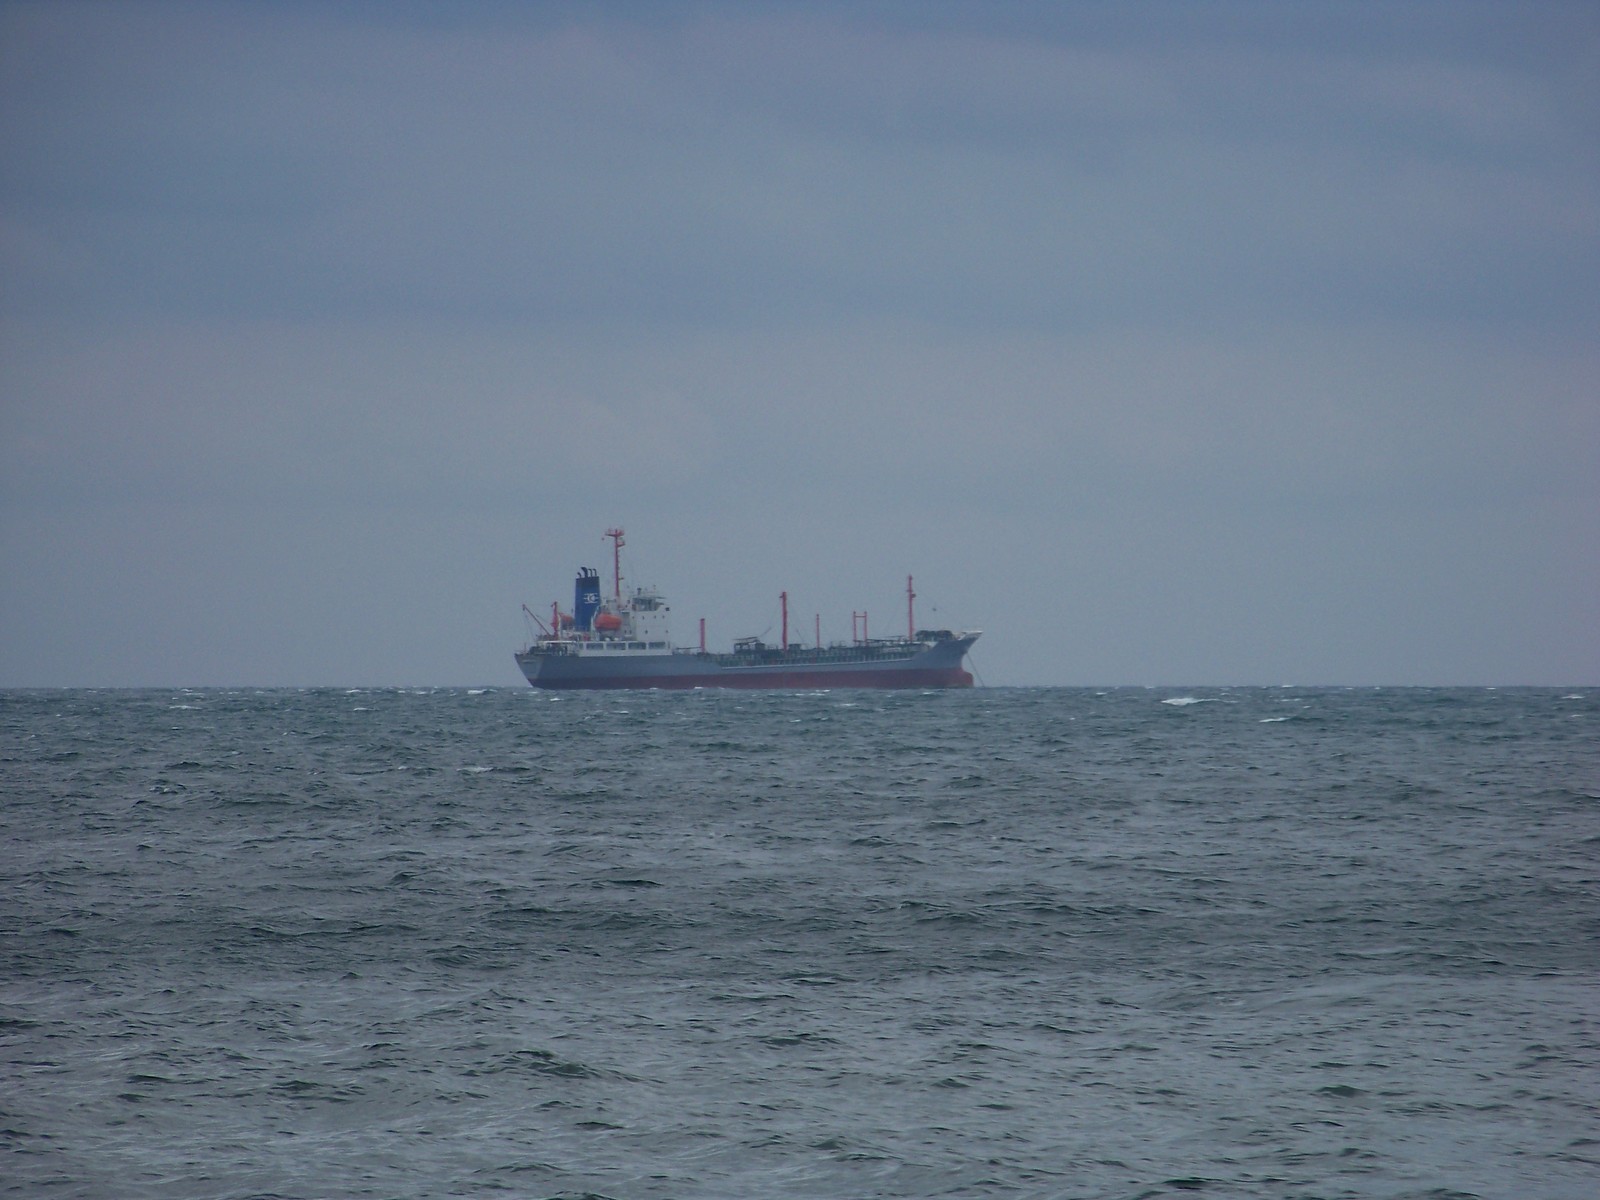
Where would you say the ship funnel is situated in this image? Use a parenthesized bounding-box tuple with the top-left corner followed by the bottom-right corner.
(574, 568, 602, 631)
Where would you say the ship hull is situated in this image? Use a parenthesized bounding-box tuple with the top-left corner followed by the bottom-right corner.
(516, 636, 977, 690)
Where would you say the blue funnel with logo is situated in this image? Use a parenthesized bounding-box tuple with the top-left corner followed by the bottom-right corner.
(574, 568, 602, 631)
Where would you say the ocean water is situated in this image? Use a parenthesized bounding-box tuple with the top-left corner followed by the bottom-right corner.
(1, 686, 1595, 1200)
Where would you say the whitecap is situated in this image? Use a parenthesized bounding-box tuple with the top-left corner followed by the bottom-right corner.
(1161, 696, 1212, 706)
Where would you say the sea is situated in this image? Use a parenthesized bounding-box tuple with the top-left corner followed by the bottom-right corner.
(1, 686, 1595, 1200)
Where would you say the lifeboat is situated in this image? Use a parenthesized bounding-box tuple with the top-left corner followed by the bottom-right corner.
(593, 612, 623, 633)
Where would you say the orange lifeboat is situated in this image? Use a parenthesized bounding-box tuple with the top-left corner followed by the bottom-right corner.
(593, 612, 623, 633)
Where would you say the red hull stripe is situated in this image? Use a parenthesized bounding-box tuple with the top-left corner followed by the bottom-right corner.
(528, 668, 974, 690)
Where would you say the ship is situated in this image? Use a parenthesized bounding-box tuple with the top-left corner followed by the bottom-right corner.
(515, 529, 980, 690)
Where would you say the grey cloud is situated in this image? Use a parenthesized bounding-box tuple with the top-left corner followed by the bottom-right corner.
(5, 4, 1592, 329)
(1, 1, 1595, 685)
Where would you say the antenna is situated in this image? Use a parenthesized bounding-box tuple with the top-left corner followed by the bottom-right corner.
(604, 527, 625, 600)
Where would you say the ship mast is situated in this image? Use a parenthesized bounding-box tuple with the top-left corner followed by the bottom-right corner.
(604, 527, 625, 601)
(907, 575, 916, 640)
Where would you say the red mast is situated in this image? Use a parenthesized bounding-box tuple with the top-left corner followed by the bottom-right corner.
(604, 527, 625, 601)
(907, 575, 916, 640)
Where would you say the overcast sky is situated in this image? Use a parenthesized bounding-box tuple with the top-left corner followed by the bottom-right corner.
(2, 0, 1596, 687)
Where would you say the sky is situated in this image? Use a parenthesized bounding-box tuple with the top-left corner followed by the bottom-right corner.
(1, 0, 1596, 687)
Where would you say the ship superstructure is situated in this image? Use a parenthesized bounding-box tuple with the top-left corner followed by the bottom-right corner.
(515, 529, 979, 690)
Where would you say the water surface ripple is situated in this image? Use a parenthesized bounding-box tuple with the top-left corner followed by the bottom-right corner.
(2, 687, 1595, 1198)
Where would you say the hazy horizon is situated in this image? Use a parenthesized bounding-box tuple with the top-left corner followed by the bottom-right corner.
(3, 1, 1596, 688)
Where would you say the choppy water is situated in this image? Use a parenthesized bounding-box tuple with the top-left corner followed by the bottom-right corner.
(2, 686, 1596, 1199)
